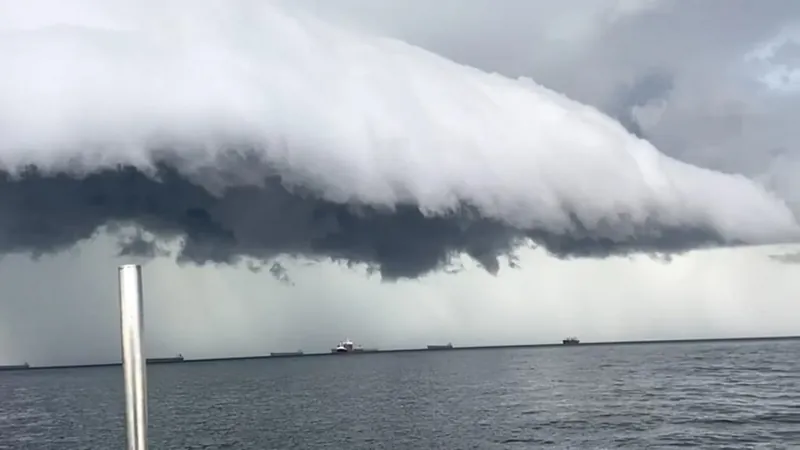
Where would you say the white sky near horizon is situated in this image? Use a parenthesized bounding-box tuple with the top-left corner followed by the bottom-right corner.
(1, 0, 800, 366)
(1, 236, 798, 366)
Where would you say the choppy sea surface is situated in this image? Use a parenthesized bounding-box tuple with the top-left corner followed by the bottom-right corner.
(1, 340, 799, 449)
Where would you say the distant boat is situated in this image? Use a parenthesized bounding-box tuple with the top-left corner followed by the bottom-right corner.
(562, 337, 580, 345)
(426, 343, 454, 350)
(0, 362, 30, 371)
(332, 339, 355, 353)
(331, 339, 377, 353)
(354, 347, 380, 353)
(146, 354, 185, 364)
(270, 351, 304, 357)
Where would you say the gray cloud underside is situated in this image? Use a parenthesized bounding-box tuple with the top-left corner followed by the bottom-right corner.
(0, 158, 738, 280)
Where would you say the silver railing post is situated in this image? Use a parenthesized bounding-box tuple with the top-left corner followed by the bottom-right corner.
(118, 264, 148, 450)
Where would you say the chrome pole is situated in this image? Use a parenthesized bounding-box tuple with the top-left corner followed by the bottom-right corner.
(118, 264, 148, 450)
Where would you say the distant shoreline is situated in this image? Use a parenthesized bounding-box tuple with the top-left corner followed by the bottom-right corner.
(2, 335, 798, 372)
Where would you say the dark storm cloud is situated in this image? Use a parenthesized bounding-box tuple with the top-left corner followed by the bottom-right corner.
(117, 231, 170, 259)
(0, 159, 766, 280)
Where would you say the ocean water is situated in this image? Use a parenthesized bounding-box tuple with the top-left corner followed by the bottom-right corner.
(1, 340, 798, 449)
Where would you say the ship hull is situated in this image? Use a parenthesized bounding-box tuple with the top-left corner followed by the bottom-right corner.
(146, 356, 185, 364)
(270, 351, 304, 357)
(426, 344, 454, 350)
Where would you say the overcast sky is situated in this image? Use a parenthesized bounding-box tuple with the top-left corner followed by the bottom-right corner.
(1, 0, 799, 366)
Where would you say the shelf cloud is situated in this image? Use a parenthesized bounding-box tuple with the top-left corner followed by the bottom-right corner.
(0, 0, 798, 279)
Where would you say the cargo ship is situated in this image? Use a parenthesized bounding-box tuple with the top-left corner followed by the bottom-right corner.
(332, 339, 355, 353)
(146, 354, 185, 364)
(270, 351, 304, 357)
(562, 337, 580, 345)
(426, 343, 454, 350)
(331, 339, 378, 353)
(0, 362, 30, 371)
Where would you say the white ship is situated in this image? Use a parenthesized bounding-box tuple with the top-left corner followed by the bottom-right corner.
(332, 339, 358, 353)
(331, 339, 379, 354)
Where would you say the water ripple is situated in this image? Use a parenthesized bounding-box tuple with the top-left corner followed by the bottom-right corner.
(1, 340, 799, 449)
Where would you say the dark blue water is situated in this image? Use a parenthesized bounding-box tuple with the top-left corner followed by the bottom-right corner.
(1, 340, 799, 449)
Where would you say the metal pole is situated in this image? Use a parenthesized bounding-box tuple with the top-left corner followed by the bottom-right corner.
(118, 264, 148, 450)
